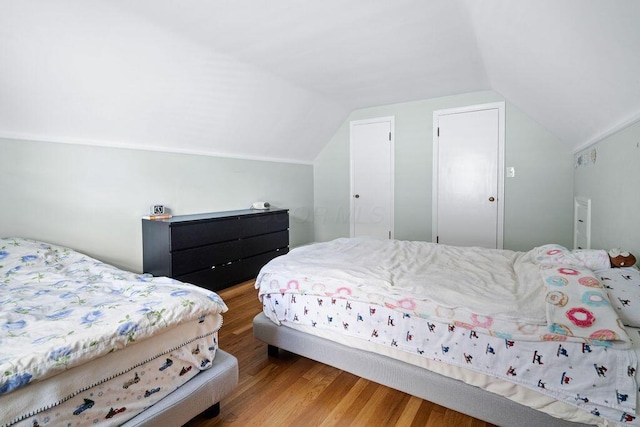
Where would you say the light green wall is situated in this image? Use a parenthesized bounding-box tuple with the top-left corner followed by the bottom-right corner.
(1, 89, 584, 272)
(574, 122, 640, 257)
(0, 138, 314, 272)
(314, 91, 574, 251)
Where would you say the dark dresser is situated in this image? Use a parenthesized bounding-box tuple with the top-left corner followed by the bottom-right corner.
(142, 208, 289, 292)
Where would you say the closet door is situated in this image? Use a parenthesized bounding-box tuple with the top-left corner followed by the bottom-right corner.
(433, 103, 504, 249)
(574, 197, 591, 249)
(350, 116, 394, 239)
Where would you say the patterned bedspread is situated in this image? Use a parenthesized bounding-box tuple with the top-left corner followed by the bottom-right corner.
(256, 238, 639, 425)
(0, 237, 228, 397)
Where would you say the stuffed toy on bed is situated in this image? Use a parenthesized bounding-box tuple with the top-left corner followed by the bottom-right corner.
(608, 248, 636, 267)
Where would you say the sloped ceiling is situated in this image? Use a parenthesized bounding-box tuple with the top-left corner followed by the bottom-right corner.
(1, 0, 639, 163)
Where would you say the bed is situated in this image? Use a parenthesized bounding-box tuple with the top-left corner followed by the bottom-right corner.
(0, 237, 238, 427)
(253, 237, 639, 426)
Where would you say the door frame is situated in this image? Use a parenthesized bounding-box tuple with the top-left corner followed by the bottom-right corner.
(431, 102, 505, 248)
(349, 116, 395, 238)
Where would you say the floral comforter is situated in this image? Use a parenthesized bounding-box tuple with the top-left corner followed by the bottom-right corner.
(0, 237, 228, 397)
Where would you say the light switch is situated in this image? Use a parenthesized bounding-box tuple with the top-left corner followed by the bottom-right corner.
(507, 167, 515, 178)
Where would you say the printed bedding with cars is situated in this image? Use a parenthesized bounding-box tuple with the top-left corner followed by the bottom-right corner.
(0, 237, 228, 427)
(256, 238, 639, 425)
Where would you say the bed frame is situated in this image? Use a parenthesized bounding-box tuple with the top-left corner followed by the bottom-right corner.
(123, 349, 238, 426)
(253, 313, 591, 427)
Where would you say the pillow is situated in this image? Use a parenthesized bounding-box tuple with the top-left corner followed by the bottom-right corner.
(534, 244, 610, 270)
(534, 244, 575, 265)
(571, 249, 611, 271)
(597, 267, 640, 327)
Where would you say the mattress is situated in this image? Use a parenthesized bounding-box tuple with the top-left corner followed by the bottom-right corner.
(6, 315, 220, 426)
(256, 238, 639, 426)
(0, 237, 228, 426)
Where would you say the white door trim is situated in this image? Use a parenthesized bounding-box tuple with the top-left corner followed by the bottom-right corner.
(432, 102, 505, 248)
(349, 116, 395, 239)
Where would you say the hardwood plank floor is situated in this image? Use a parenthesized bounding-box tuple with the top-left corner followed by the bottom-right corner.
(184, 281, 496, 427)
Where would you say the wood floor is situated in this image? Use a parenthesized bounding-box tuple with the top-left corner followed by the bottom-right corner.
(184, 280, 496, 427)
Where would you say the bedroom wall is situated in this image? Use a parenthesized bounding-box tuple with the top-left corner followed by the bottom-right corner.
(0, 138, 314, 273)
(314, 90, 574, 251)
(573, 121, 640, 258)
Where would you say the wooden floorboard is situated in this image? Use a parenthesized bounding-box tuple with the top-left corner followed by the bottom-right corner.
(183, 280, 497, 427)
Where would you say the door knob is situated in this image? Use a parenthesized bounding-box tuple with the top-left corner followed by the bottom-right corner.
(489, 197, 495, 202)
(354, 194, 360, 198)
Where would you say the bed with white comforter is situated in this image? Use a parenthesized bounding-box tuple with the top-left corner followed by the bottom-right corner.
(255, 238, 639, 426)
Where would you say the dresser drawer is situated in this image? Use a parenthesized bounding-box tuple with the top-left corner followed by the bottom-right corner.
(178, 248, 289, 291)
(171, 240, 241, 276)
(241, 248, 289, 280)
(241, 230, 289, 258)
(175, 261, 242, 292)
(171, 218, 240, 250)
(240, 212, 289, 237)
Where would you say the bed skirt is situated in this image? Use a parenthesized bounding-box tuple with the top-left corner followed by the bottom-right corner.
(253, 313, 591, 427)
(123, 349, 238, 426)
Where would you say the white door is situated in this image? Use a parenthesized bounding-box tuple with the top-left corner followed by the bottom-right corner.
(432, 103, 504, 248)
(350, 117, 394, 239)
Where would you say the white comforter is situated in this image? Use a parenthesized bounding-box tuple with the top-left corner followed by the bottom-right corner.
(268, 237, 542, 318)
(258, 237, 625, 345)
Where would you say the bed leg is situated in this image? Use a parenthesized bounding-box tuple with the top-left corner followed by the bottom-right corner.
(204, 402, 220, 418)
(267, 344, 280, 357)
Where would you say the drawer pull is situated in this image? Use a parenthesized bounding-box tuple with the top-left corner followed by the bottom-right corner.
(211, 265, 216, 270)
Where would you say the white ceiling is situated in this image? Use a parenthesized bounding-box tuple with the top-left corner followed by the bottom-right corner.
(1, 0, 639, 163)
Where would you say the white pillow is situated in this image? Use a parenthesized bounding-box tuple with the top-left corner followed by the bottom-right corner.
(597, 268, 640, 327)
(534, 244, 611, 270)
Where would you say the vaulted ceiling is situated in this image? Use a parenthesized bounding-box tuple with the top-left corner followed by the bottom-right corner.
(1, 0, 638, 163)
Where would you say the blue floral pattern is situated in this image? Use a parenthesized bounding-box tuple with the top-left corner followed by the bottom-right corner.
(0, 237, 228, 396)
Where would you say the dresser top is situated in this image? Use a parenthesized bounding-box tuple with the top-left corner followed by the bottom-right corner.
(143, 208, 288, 224)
